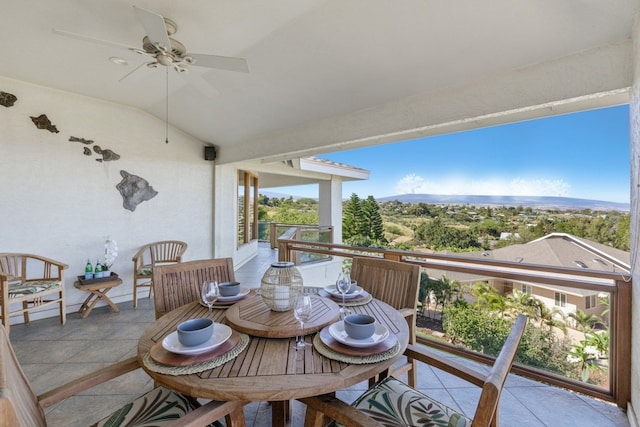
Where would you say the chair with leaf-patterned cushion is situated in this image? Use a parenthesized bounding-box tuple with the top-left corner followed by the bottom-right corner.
(0, 253, 67, 335)
(132, 240, 187, 308)
(0, 324, 246, 427)
(300, 314, 527, 427)
(350, 256, 420, 387)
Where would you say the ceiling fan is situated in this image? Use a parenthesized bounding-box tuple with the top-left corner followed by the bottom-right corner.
(53, 5, 249, 81)
(54, 5, 249, 144)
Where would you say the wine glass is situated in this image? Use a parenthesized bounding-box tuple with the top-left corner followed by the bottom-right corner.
(201, 281, 219, 312)
(336, 271, 352, 319)
(293, 293, 313, 350)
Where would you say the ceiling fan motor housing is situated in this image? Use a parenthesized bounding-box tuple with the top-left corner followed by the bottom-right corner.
(142, 35, 187, 59)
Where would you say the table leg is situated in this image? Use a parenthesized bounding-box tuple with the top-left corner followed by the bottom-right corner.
(93, 288, 120, 313)
(78, 288, 120, 318)
(77, 292, 95, 316)
(271, 400, 291, 427)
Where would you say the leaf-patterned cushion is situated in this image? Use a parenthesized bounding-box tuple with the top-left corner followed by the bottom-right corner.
(8, 280, 61, 298)
(136, 266, 153, 277)
(92, 386, 203, 427)
(350, 376, 472, 427)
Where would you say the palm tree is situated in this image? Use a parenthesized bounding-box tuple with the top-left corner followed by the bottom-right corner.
(568, 309, 600, 332)
(471, 281, 498, 310)
(507, 289, 540, 317)
(536, 303, 567, 334)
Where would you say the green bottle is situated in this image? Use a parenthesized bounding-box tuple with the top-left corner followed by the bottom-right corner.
(84, 259, 93, 280)
(94, 259, 103, 278)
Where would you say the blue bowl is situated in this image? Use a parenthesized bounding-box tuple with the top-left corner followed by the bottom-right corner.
(177, 318, 213, 347)
(346, 280, 358, 294)
(219, 281, 241, 297)
(344, 313, 376, 339)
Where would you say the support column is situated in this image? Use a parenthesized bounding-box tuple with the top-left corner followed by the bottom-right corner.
(628, 11, 640, 423)
(319, 176, 343, 244)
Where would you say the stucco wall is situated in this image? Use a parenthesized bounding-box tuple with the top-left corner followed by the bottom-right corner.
(0, 76, 216, 324)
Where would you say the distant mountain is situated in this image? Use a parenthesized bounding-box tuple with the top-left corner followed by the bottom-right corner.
(376, 194, 630, 212)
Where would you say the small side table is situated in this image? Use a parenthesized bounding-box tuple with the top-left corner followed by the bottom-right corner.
(74, 274, 123, 318)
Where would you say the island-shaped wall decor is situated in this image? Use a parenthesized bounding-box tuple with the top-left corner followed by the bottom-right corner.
(93, 145, 120, 162)
(69, 136, 120, 162)
(116, 170, 158, 211)
(30, 114, 59, 133)
(0, 91, 17, 107)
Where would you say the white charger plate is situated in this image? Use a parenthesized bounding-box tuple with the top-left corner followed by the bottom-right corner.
(217, 287, 251, 302)
(328, 321, 389, 348)
(162, 323, 232, 355)
(323, 284, 364, 299)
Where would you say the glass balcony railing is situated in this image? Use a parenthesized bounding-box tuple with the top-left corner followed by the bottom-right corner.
(275, 238, 631, 409)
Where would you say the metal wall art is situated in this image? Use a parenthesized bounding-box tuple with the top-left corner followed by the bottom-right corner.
(69, 136, 120, 162)
(69, 136, 94, 145)
(0, 91, 17, 107)
(30, 114, 59, 133)
(6, 86, 155, 212)
(116, 170, 158, 212)
(93, 145, 120, 162)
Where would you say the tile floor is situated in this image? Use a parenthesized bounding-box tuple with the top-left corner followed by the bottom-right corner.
(7, 245, 631, 426)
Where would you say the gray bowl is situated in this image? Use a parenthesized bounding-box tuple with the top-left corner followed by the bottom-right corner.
(177, 318, 213, 347)
(346, 280, 358, 294)
(343, 313, 376, 339)
(219, 281, 241, 297)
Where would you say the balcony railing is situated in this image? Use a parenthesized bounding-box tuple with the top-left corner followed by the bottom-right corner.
(276, 237, 631, 409)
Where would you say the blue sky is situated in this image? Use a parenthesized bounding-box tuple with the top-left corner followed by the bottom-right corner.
(271, 104, 630, 204)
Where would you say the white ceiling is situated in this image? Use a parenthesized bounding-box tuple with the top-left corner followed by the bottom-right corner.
(1, 0, 636, 164)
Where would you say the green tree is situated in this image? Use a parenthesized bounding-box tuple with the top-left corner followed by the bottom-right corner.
(362, 196, 387, 244)
(342, 193, 364, 239)
(568, 309, 600, 332)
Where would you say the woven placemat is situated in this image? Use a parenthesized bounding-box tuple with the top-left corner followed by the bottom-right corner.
(143, 333, 250, 375)
(342, 294, 372, 306)
(318, 289, 372, 307)
(313, 333, 401, 364)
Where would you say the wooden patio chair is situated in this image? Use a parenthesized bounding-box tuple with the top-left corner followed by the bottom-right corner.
(300, 314, 528, 427)
(350, 256, 420, 387)
(132, 240, 187, 308)
(152, 258, 236, 319)
(0, 324, 246, 427)
(0, 253, 67, 335)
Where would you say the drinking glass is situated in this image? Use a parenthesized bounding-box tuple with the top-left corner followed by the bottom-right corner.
(293, 293, 313, 350)
(336, 271, 352, 318)
(201, 280, 219, 312)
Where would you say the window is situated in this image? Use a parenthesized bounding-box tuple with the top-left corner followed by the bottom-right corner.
(237, 170, 258, 247)
(521, 284, 532, 295)
(554, 292, 567, 308)
(585, 295, 597, 309)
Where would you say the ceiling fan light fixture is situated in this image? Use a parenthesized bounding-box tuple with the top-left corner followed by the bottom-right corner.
(156, 54, 173, 66)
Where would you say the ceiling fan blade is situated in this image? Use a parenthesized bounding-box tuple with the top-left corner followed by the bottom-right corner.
(52, 28, 136, 51)
(188, 53, 250, 73)
(133, 6, 172, 52)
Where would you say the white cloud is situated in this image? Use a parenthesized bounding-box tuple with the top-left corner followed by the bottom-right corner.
(395, 174, 571, 197)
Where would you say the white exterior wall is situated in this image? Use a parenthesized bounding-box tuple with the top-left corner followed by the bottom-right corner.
(319, 176, 343, 244)
(0, 76, 218, 324)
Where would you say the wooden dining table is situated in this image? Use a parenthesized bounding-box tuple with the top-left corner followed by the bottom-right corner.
(137, 288, 410, 427)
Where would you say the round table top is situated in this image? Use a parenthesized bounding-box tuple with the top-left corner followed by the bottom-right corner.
(225, 293, 340, 338)
(137, 293, 409, 403)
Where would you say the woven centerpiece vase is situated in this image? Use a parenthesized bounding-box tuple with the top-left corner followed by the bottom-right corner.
(260, 261, 303, 311)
